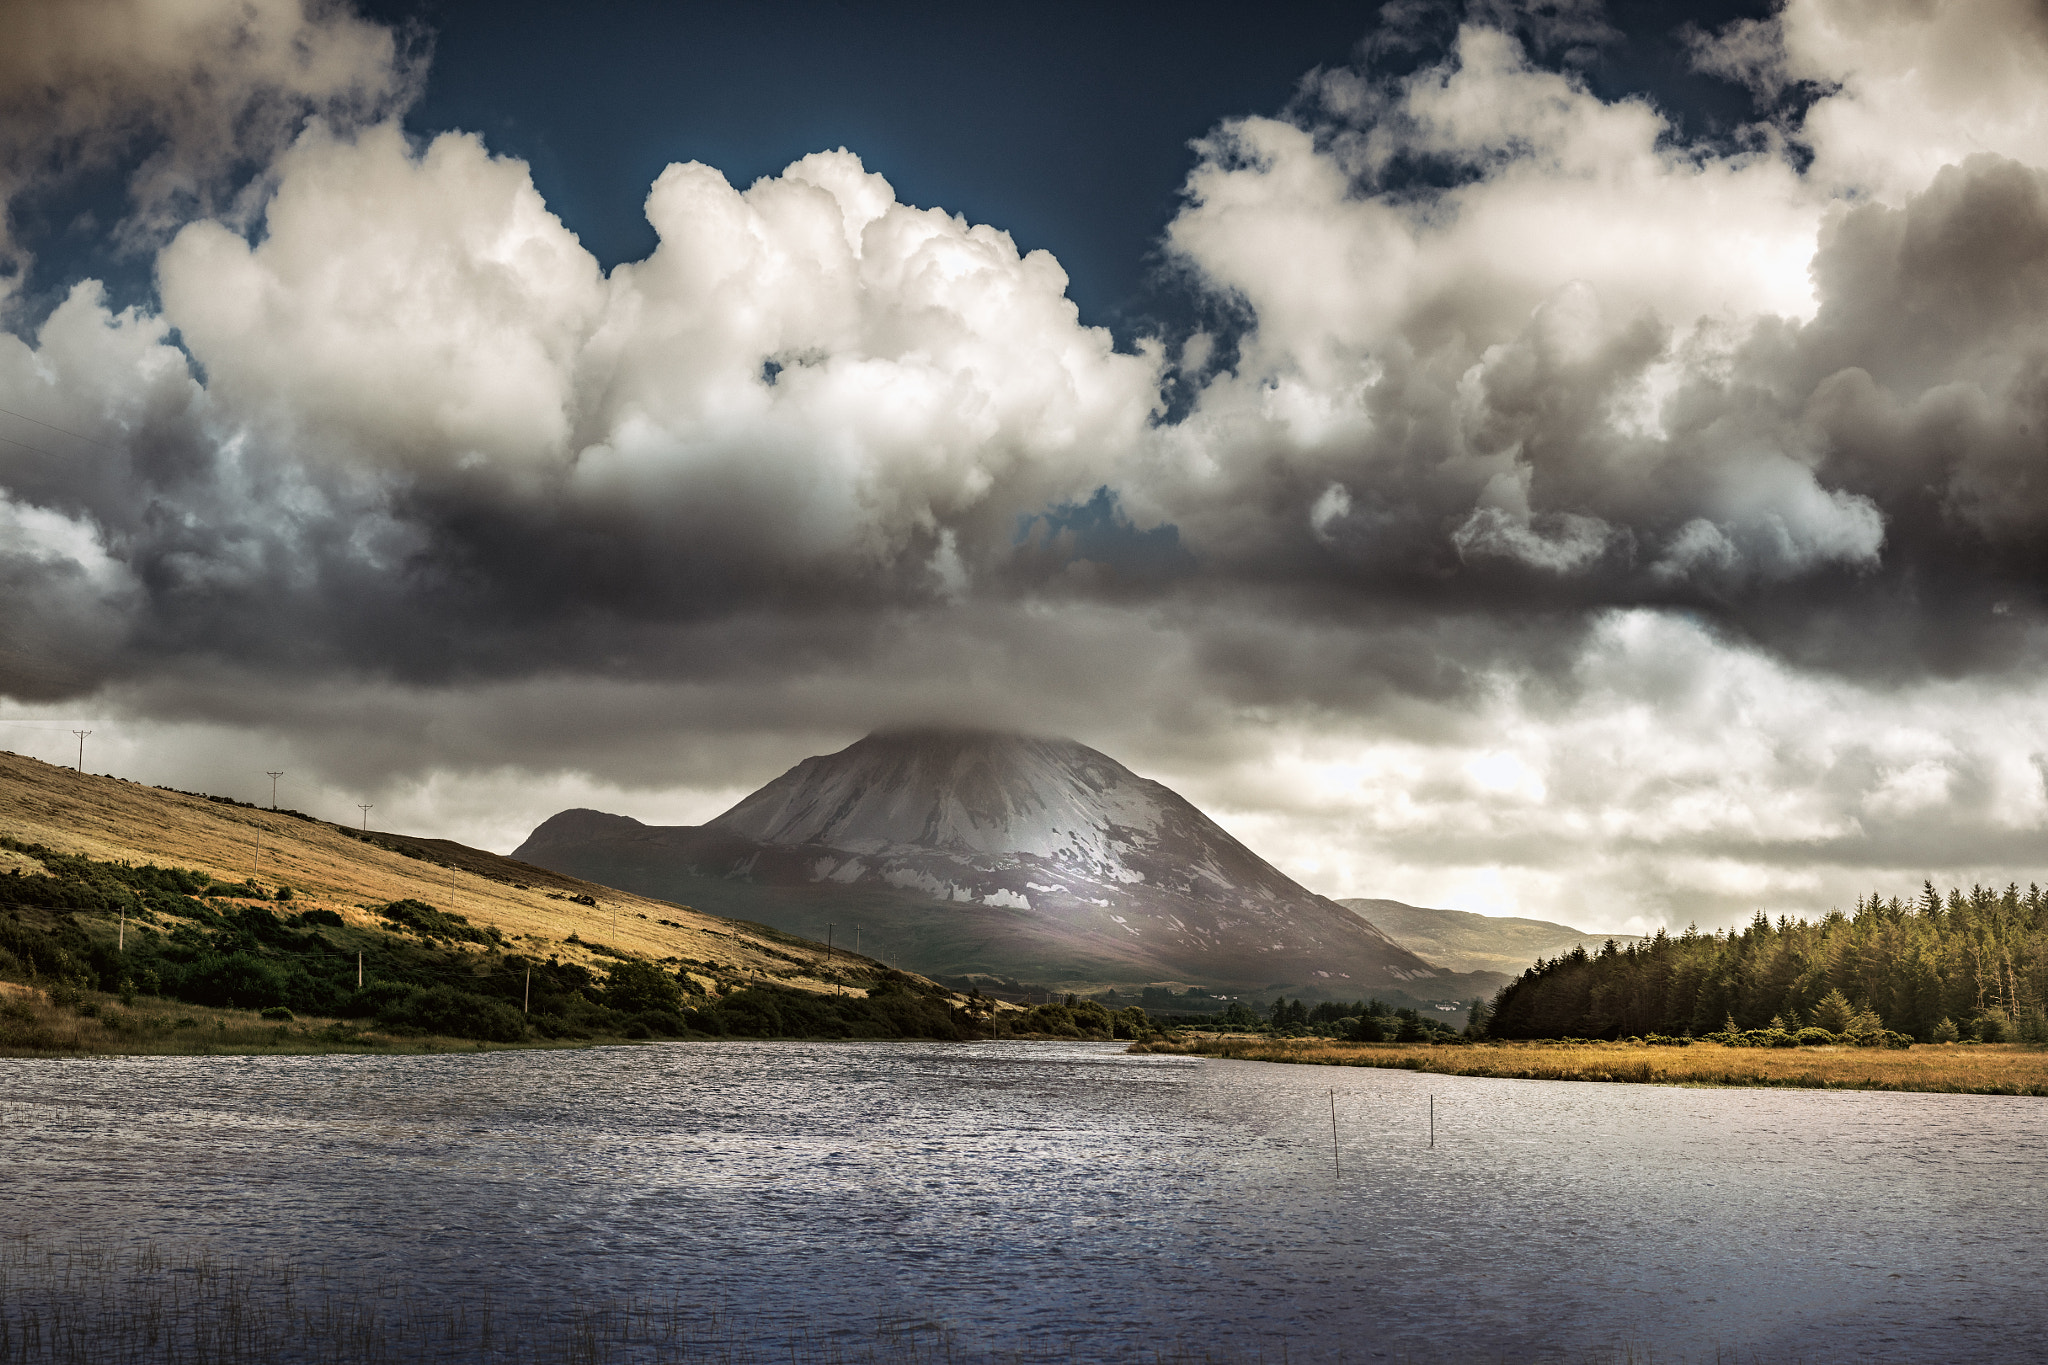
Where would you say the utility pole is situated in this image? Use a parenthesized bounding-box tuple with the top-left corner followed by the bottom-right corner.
(358, 804, 372, 832)
(267, 771, 283, 809)
(70, 729, 90, 771)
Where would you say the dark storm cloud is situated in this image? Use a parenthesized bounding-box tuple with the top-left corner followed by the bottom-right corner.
(4, 3, 2047, 705)
(1, 2, 2044, 706)
(1178, 150, 2048, 680)
(8, 0, 2048, 928)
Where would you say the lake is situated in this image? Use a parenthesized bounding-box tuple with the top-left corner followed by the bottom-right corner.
(2, 1040, 2042, 1362)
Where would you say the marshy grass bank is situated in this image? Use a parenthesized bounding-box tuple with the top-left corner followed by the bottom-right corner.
(1142, 1035, 2048, 1094)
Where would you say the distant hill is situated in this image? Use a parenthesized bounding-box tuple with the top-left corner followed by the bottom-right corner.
(1340, 899, 1644, 976)
(516, 728, 1508, 1008)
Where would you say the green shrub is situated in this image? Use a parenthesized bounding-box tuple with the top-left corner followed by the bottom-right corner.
(1794, 1027, 1838, 1046)
(1933, 1016, 1961, 1043)
(375, 985, 525, 1042)
(602, 959, 684, 1016)
(376, 899, 499, 947)
(1346, 1014, 1391, 1042)
(1072, 999, 1114, 1032)
(259, 1005, 295, 1022)
(1847, 1028, 1913, 1049)
(1216, 1000, 1261, 1030)
(632, 1010, 687, 1037)
(1715, 1028, 1800, 1048)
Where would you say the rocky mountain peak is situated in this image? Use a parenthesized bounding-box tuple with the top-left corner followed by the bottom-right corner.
(705, 728, 1175, 869)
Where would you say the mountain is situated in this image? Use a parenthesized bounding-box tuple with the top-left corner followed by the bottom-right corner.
(515, 729, 1506, 1004)
(1339, 899, 1645, 976)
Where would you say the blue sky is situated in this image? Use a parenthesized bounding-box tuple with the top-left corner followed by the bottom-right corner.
(19, 0, 1774, 339)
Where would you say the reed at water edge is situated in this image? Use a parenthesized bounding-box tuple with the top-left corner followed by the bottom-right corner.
(1138, 1035, 2048, 1094)
(0, 1236, 962, 1365)
(0, 1236, 1727, 1365)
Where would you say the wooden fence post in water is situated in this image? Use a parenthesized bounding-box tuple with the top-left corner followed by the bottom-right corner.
(1330, 1088, 1340, 1179)
(1429, 1094, 1435, 1149)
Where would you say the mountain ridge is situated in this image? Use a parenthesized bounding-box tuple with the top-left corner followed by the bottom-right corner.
(1340, 898, 1646, 976)
(515, 730, 1505, 1004)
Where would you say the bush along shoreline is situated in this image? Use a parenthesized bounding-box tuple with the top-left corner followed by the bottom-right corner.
(0, 836, 1108, 1053)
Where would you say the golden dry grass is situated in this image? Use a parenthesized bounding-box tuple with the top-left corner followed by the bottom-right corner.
(0, 749, 927, 1001)
(1144, 1034, 2048, 1095)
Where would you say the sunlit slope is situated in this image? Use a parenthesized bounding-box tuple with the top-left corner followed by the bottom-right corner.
(0, 750, 877, 991)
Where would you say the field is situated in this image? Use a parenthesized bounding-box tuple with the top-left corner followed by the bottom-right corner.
(1142, 1034, 2048, 1095)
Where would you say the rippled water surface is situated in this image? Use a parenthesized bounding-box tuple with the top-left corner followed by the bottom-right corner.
(3, 1041, 2044, 1361)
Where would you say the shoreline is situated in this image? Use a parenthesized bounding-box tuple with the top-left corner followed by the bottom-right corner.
(1138, 1033, 2048, 1095)
(0, 982, 1118, 1058)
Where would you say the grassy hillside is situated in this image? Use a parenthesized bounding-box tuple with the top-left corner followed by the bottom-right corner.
(1342, 898, 1643, 976)
(0, 751, 1003, 1051)
(0, 750, 879, 992)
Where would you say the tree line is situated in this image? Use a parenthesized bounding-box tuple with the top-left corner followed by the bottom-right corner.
(1481, 883, 2048, 1043)
(1202, 995, 1464, 1042)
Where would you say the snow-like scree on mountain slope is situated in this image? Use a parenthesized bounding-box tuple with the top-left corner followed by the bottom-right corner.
(516, 729, 1464, 992)
(708, 731, 1170, 872)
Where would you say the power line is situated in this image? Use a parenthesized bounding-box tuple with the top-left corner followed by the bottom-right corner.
(0, 431, 62, 461)
(0, 404, 111, 448)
